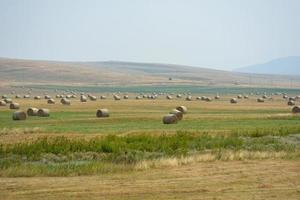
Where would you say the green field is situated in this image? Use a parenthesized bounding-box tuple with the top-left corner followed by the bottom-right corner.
(1, 91, 300, 199)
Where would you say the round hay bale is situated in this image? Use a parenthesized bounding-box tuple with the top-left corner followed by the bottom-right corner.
(47, 99, 55, 104)
(27, 107, 38, 116)
(113, 95, 121, 100)
(96, 109, 109, 118)
(89, 96, 97, 101)
(4, 98, 12, 104)
(162, 114, 178, 124)
(204, 97, 212, 102)
(23, 95, 30, 99)
(257, 98, 264, 103)
(237, 95, 243, 99)
(244, 95, 249, 99)
(56, 94, 61, 98)
(283, 95, 288, 99)
(230, 98, 238, 104)
(2, 95, 7, 99)
(123, 95, 129, 99)
(61, 98, 71, 105)
(10, 103, 20, 109)
(288, 100, 295, 106)
(80, 95, 87, 102)
(136, 96, 142, 99)
(186, 96, 192, 101)
(45, 95, 51, 99)
(215, 96, 220, 100)
(169, 109, 183, 120)
(176, 94, 182, 98)
(37, 108, 50, 117)
(12, 111, 27, 120)
(0, 100, 7, 106)
(100, 95, 107, 99)
(66, 95, 72, 99)
(262, 95, 268, 99)
(289, 97, 296, 101)
(15, 95, 21, 99)
(166, 95, 172, 100)
(176, 106, 187, 114)
(34, 96, 41, 100)
(292, 106, 300, 113)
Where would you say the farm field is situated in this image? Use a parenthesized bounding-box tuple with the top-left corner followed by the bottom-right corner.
(0, 89, 300, 199)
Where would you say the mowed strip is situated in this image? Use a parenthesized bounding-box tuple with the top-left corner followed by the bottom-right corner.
(0, 160, 299, 200)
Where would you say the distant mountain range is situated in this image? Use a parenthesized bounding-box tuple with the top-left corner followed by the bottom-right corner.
(1, 57, 300, 88)
(234, 56, 300, 75)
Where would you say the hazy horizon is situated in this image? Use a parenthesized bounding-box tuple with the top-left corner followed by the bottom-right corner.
(0, 0, 299, 70)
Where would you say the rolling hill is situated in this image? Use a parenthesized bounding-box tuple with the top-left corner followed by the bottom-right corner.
(0, 57, 300, 88)
(234, 56, 300, 75)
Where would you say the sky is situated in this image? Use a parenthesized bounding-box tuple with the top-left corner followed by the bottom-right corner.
(0, 0, 299, 70)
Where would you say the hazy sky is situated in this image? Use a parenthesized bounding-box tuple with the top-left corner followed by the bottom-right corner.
(0, 0, 299, 70)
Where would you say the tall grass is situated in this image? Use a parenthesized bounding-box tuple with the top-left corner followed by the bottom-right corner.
(1, 132, 297, 161)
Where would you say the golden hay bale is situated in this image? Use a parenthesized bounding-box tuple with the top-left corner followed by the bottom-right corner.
(0, 100, 7, 106)
(44, 95, 51, 99)
(27, 107, 38, 116)
(89, 96, 97, 101)
(244, 95, 249, 99)
(176, 106, 187, 114)
(123, 95, 129, 99)
(237, 95, 243, 99)
(100, 95, 107, 99)
(61, 98, 71, 105)
(162, 114, 178, 124)
(23, 95, 30, 99)
(230, 98, 238, 104)
(169, 109, 183, 120)
(4, 98, 12, 103)
(12, 111, 27, 120)
(166, 95, 173, 100)
(47, 99, 55, 104)
(56, 94, 61, 98)
(215, 96, 220, 100)
(15, 95, 21, 99)
(176, 94, 182, 98)
(1, 95, 7, 99)
(292, 106, 300, 113)
(113, 95, 121, 100)
(80, 95, 87, 102)
(37, 108, 50, 117)
(136, 96, 142, 99)
(10, 103, 20, 109)
(186, 96, 192, 101)
(204, 97, 212, 102)
(257, 98, 264, 103)
(288, 100, 295, 106)
(96, 109, 109, 118)
(34, 96, 41, 100)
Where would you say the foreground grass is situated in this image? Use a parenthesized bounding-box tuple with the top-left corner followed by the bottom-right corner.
(1, 131, 299, 177)
(1, 160, 300, 200)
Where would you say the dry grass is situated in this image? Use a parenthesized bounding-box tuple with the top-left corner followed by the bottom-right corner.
(0, 160, 299, 200)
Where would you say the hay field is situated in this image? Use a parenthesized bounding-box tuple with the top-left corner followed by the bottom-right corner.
(0, 92, 300, 199)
